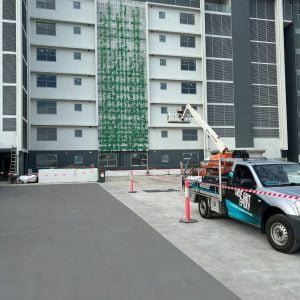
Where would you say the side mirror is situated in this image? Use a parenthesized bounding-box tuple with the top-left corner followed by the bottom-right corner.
(240, 178, 256, 189)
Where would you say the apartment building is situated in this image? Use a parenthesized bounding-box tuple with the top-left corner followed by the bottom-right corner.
(0, 0, 28, 177)
(28, 0, 98, 171)
(1, 0, 296, 173)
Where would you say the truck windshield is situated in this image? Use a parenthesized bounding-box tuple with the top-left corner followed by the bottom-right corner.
(254, 164, 300, 187)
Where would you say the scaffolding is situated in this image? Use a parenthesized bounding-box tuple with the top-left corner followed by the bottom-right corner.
(97, 0, 148, 152)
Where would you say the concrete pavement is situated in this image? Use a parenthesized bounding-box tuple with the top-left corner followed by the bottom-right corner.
(0, 183, 237, 300)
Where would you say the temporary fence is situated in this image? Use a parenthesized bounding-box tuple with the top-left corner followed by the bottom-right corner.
(39, 168, 98, 184)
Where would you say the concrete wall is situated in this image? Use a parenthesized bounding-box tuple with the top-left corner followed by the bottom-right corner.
(30, 47, 96, 75)
(30, 74, 96, 101)
(30, 127, 98, 151)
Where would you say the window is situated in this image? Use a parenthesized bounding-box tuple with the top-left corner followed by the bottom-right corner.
(36, 22, 56, 35)
(180, 35, 195, 48)
(74, 52, 81, 60)
(161, 107, 168, 114)
(36, 154, 57, 168)
(161, 154, 169, 163)
(99, 154, 117, 167)
(37, 100, 56, 114)
(160, 58, 167, 66)
(74, 104, 82, 111)
(161, 130, 168, 138)
(181, 58, 196, 71)
(182, 129, 198, 141)
(37, 48, 56, 61)
(74, 78, 82, 86)
(131, 153, 147, 166)
(75, 129, 82, 137)
(159, 35, 166, 42)
(233, 165, 255, 186)
(37, 74, 57, 88)
(73, 1, 80, 9)
(180, 13, 195, 25)
(159, 11, 165, 19)
(74, 155, 83, 164)
(160, 82, 167, 90)
(37, 128, 57, 141)
(182, 82, 196, 94)
(74, 26, 81, 34)
(36, 0, 55, 10)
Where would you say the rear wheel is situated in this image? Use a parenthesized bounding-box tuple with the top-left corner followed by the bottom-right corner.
(266, 214, 300, 253)
(198, 197, 212, 219)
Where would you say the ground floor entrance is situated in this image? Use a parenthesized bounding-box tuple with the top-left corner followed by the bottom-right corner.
(0, 151, 11, 180)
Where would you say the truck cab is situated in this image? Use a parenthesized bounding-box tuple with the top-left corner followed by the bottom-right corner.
(189, 160, 300, 253)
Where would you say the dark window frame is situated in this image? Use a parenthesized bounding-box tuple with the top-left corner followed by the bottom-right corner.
(36, 0, 56, 10)
(181, 58, 196, 71)
(161, 130, 168, 138)
(180, 35, 195, 48)
(182, 129, 198, 141)
(74, 103, 82, 111)
(36, 21, 56, 35)
(37, 100, 57, 114)
(75, 129, 82, 137)
(182, 82, 197, 94)
(37, 48, 56, 61)
(37, 74, 57, 88)
(180, 12, 195, 25)
(73, 26, 81, 35)
(36, 153, 57, 168)
(37, 127, 57, 141)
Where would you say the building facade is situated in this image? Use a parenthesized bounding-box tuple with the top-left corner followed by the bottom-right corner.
(28, 0, 98, 171)
(0, 0, 28, 177)
(1, 0, 297, 173)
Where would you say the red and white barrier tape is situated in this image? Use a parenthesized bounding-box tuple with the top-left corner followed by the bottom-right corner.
(192, 181, 300, 201)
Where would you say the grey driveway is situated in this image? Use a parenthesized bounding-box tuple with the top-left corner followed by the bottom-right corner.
(0, 183, 238, 300)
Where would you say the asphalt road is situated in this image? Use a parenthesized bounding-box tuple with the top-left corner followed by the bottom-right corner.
(0, 183, 238, 300)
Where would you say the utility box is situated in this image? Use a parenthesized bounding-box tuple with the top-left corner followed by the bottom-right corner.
(98, 169, 105, 183)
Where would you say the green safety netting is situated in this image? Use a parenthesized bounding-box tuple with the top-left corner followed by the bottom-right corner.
(97, 0, 148, 152)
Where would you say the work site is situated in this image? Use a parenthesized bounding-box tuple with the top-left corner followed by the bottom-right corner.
(1, 0, 300, 299)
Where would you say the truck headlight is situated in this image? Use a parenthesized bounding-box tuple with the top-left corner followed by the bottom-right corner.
(294, 201, 300, 215)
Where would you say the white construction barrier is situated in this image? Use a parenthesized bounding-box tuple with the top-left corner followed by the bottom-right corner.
(38, 168, 98, 184)
(105, 169, 181, 177)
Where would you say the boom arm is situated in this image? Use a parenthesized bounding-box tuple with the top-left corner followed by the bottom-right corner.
(182, 104, 228, 153)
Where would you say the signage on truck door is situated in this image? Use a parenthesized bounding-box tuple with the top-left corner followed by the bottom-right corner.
(225, 165, 262, 226)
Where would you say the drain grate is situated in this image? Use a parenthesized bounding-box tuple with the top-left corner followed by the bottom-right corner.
(143, 189, 180, 193)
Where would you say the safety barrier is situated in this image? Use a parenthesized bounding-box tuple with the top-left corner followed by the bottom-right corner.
(192, 180, 300, 201)
(39, 168, 98, 184)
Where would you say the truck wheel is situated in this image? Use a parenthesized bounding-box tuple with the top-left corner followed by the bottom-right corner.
(198, 197, 212, 219)
(266, 214, 300, 254)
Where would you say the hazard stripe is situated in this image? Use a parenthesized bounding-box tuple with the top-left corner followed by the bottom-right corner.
(191, 181, 300, 200)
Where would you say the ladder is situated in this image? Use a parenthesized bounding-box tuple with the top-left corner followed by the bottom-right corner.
(9, 147, 17, 174)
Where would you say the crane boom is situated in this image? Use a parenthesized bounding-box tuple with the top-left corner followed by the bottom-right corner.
(182, 104, 228, 153)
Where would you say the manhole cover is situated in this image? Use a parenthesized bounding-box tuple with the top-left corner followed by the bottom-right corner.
(143, 189, 180, 193)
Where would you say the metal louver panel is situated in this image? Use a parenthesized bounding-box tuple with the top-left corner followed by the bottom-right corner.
(252, 85, 278, 106)
(253, 106, 279, 128)
(3, 22, 16, 52)
(207, 82, 234, 104)
(250, 0, 275, 20)
(3, 118, 16, 131)
(207, 105, 235, 127)
(283, 0, 293, 21)
(253, 128, 279, 137)
(207, 59, 233, 81)
(206, 37, 232, 59)
(3, 86, 16, 115)
(213, 128, 235, 138)
(3, 54, 16, 83)
(3, 0, 16, 20)
(205, 13, 232, 36)
(251, 42, 276, 63)
(251, 63, 277, 85)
